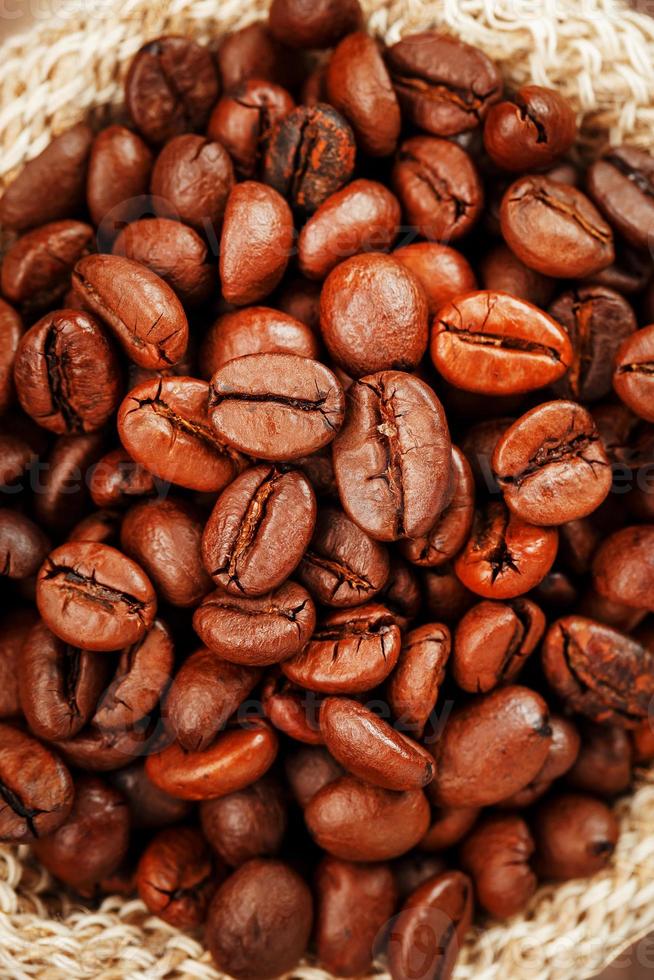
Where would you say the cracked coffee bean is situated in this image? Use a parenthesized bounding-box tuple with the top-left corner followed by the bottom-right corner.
(484, 85, 577, 171)
(613, 324, 654, 422)
(207, 79, 295, 179)
(587, 145, 654, 250)
(151, 134, 234, 233)
(387, 622, 451, 738)
(136, 826, 220, 927)
(460, 814, 536, 919)
(1, 220, 94, 312)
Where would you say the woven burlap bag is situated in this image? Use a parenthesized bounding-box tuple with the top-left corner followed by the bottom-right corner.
(2, 0, 654, 976)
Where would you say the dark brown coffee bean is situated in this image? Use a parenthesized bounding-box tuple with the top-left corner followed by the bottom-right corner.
(377, 555, 421, 630)
(200, 775, 287, 866)
(387, 870, 474, 980)
(0, 608, 37, 719)
(542, 615, 654, 726)
(420, 805, 479, 852)
(68, 509, 122, 546)
(151, 134, 234, 233)
(421, 566, 475, 625)
(1, 221, 94, 311)
(393, 855, 448, 901)
(453, 598, 545, 694)
(72, 254, 188, 369)
(118, 377, 243, 493)
(203, 464, 316, 596)
(146, 719, 278, 800)
(201, 307, 319, 379)
(268, 0, 361, 48)
(498, 714, 581, 808)
(274, 275, 322, 331)
(136, 826, 219, 927)
(567, 723, 632, 797)
(333, 371, 451, 541)
(306, 774, 430, 860)
(13, 310, 122, 434)
(613, 325, 654, 422)
(500, 176, 614, 278)
(113, 218, 213, 308)
(460, 814, 536, 918)
(216, 22, 298, 90)
(0, 510, 50, 580)
(209, 352, 345, 460)
(0, 436, 33, 492)
(394, 242, 477, 315)
(221, 185, 292, 308)
(125, 36, 219, 144)
(87, 125, 153, 234)
(430, 685, 552, 807)
(632, 718, 654, 763)
(34, 432, 105, 531)
(587, 146, 654, 250)
(36, 541, 157, 651)
(387, 623, 450, 738)
(193, 582, 316, 666)
(480, 242, 554, 307)
(284, 744, 344, 807)
(0, 299, 22, 415)
(205, 858, 313, 978)
(484, 85, 577, 171)
(165, 648, 261, 752)
(533, 793, 618, 880)
(0, 722, 73, 842)
(110, 762, 192, 828)
(315, 857, 397, 977)
(593, 525, 654, 611)
(0, 123, 93, 231)
(283, 603, 400, 693)
(386, 31, 502, 135)
(431, 291, 572, 396)
(52, 722, 158, 772)
(207, 79, 295, 179)
(89, 448, 155, 509)
(263, 104, 356, 213)
(263, 671, 324, 745)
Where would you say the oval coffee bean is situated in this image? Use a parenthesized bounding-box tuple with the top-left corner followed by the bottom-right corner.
(89, 448, 155, 509)
(592, 525, 654, 611)
(0, 510, 50, 579)
(268, 0, 362, 47)
(305, 775, 430, 860)
(0, 722, 74, 841)
(0, 608, 37, 719)
(202, 464, 317, 596)
(36, 542, 157, 651)
(613, 324, 654, 423)
(587, 146, 654, 251)
(201, 306, 319, 375)
(72, 255, 188, 369)
(387, 623, 451, 737)
(320, 697, 434, 790)
(567, 723, 632, 797)
(431, 291, 573, 395)
(87, 124, 153, 234)
(453, 598, 545, 693)
(480, 242, 554, 307)
(200, 774, 287, 866)
(393, 242, 477, 315)
(136, 826, 218, 927)
(193, 582, 316, 666)
(420, 806, 479, 852)
(484, 85, 576, 172)
(52, 723, 157, 773)
(429, 685, 552, 807)
(460, 814, 536, 919)
(533, 793, 618, 880)
(0, 299, 22, 415)
(207, 79, 295, 179)
(498, 714, 581, 807)
(151, 134, 234, 233)
(285, 745, 344, 808)
(1, 220, 94, 310)
(209, 352, 345, 460)
(33, 432, 104, 532)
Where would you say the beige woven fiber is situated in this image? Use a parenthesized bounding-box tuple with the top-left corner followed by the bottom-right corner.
(2, 0, 654, 976)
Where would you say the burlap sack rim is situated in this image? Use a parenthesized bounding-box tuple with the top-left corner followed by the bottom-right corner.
(2, 0, 654, 977)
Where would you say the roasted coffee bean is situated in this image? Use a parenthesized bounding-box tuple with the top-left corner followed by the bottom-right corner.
(0, 510, 50, 579)
(393, 242, 477, 315)
(315, 857, 397, 977)
(378, 556, 422, 630)
(321, 255, 428, 376)
(455, 502, 559, 600)
(32, 776, 130, 897)
(34, 432, 104, 531)
(325, 33, 400, 157)
(0, 299, 22, 415)
(453, 598, 545, 693)
(0, 123, 93, 231)
(386, 31, 502, 134)
(320, 697, 434, 790)
(165, 648, 261, 751)
(263, 104, 356, 213)
(136, 826, 219, 927)
(125, 36, 219, 144)
(216, 22, 299, 90)
(392, 136, 483, 242)
(283, 603, 400, 693)
(67, 510, 122, 545)
(393, 854, 448, 901)
(587, 146, 654, 251)
(207, 80, 295, 179)
(297, 505, 389, 607)
(593, 525, 654, 611)
(542, 615, 654, 726)
(632, 718, 654, 764)
(498, 714, 581, 807)
(578, 589, 647, 634)
(1, 220, 94, 310)
(275, 275, 322, 331)
(269, 0, 361, 47)
(209, 352, 345, 460)
(549, 286, 637, 402)
(533, 793, 618, 880)
(567, 723, 632, 796)
(200, 775, 287, 866)
(205, 858, 313, 978)
(0, 722, 73, 841)
(460, 417, 513, 489)
(151, 134, 234, 233)
(72, 255, 188, 369)
(422, 565, 475, 624)
(87, 125, 153, 235)
(484, 86, 576, 171)
(52, 721, 159, 772)
(420, 805, 479, 852)
(200, 307, 319, 376)
(118, 377, 243, 493)
(460, 814, 536, 919)
(113, 218, 213, 308)
(387, 623, 450, 738)
(89, 448, 155, 509)
(480, 243, 554, 307)
(262, 671, 323, 744)
(202, 464, 317, 596)
(431, 291, 572, 396)
(500, 176, 614, 278)
(13, 310, 122, 434)
(613, 325, 654, 423)
(36, 541, 157, 651)
(492, 401, 612, 525)
(429, 686, 552, 807)
(306, 775, 430, 860)
(285, 745, 344, 807)
(0, 434, 33, 490)
(194, 581, 316, 666)
(110, 762, 192, 828)
(387, 870, 474, 980)
(147, 719, 278, 801)
(0, 608, 37, 718)
(333, 371, 451, 541)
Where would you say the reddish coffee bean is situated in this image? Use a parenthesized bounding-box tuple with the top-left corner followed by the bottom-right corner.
(202, 464, 316, 596)
(0, 608, 37, 719)
(315, 857, 397, 977)
(151, 134, 234, 233)
(500, 176, 615, 278)
(36, 541, 157, 652)
(0, 722, 73, 842)
(533, 793, 618, 880)
(87, 125, 153, 235)
(125, 36, 219, 144)
(587, 146, 654, 251)
(567, 723, 632, 797)
(193, 582, 316, 666)
(460, 814, 536, 918)
(118, 377, 243, 493)
(34, 432, 104, 531)
(453, 598, 545, 694)
(52, 723, 158, 772)
(393, 855, 448, 901)
(201, 307, 319, 378)
(268, 0, 361, 48)
(387, 623, 450, 738)
(261, 671, 323, 745)
(216, 22, 299, 91)
(325, 33, 400, 157)
(67, 510, 122, 546)
(1, 220, 94, 311)
(205, 859, 313, 978)
(72, 254, 188, 369)
(593, 525, 654, 611)
(632, 719, 654, 764)
(285, 745, 343, 807)
(378, 555, 422, 630)
(422, 565, 475, 624)
(0, 510, 50, 580)
(207, 80, 295, 179)
(393, 242, 477, 316)
(136, 826, 218, 927)
(274, 275, 322, 331)
(89, 448, 155, 509)
(498, 714, 581, 808)
(306, 774, 430, 860)
(283, 603, 401, 693)
(484, 86, 576, 171)
(420, 806, 479, 852)
(200, 775, 287, 866)
(110, 762, 192, 829)
(480, 243, 554, 307)
(0, 300, 22, 415)
(614, 325, 654, 423)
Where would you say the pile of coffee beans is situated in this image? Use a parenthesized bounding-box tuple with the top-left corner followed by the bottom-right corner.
(1, 0, 654, 976)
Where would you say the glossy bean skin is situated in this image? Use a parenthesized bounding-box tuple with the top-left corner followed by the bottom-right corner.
(51, 722, 160, 772)
(480, 243, 554, 307)
(460, 814, 537, 918)
(587, 145, 654, 250)
(498, 714, 581, 807)
(420, 805, 479, 852)
(593, 526, 654, 611)
(393, 242, 477, 315)
(533, 793, 619, 880)
(200, 307, 319, 376)
(285, 745, 344, 808)
(136, 826, 219, 927)
(87, 125, 153, 234)
(0, 510, 50, 580)
(484, 86, 576, 171)
(200, 775, 287, 866)
(567, 723, 632, 797)
(268, 0, 362, 48)
(613, 325, 654, 423)
(89, 448, 155, 509)
(452, 599, 545, 694)
(216, 23, 298, 90)
(151, 134, 234, 233)
(1, 220, 94, 311)
(207, 79, 295, 179)
(110, 761, 192, 829)
(262, 672, 323, 744)
(387, 623, 450, 737)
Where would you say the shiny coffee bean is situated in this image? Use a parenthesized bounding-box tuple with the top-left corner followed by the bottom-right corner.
(613, 325, 654, 423)
(0, 608, 37, 718)
(592, 525, 654, 611)
(200, 774, 287, 866)
(200, 307, 319, 376)
(0, 722, 74, 841)
(262, 671, 323, 744)
(587, 146, 654, 250)
(422, 565, 475, 624)
(207, 79, 295, 179)
(453, 598, 545, 693)
(68, 510, 122, 545)
(460, 814, 536, 918)
(420, 805, 479, 852)
(567, 723, 632, 797)
(387, 623, 450, 738)
(480, 243, 554, 307)
(52, 722, 158, 772)
(498, 714, 581, 808)
(285, 745, 344, 808)
(136, 826, 218, 927)
(110, 762, 192, 829)
(151, 134, 234, 233)
(87, 125, 153, 235)
(89, 448, 155, 509)
(484, 85, 576, 171)
(533, 793, 619, 880)
(34, 432, 104, 531)
(0, 510, 50, 579)
(393, 242, 477, 315)
(1, 220, 94, 311)
(216, 22, 298, 90)
(393, 855, 448, 901)
(0, 299, 22, 415)
(268, 0, 362, 48)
